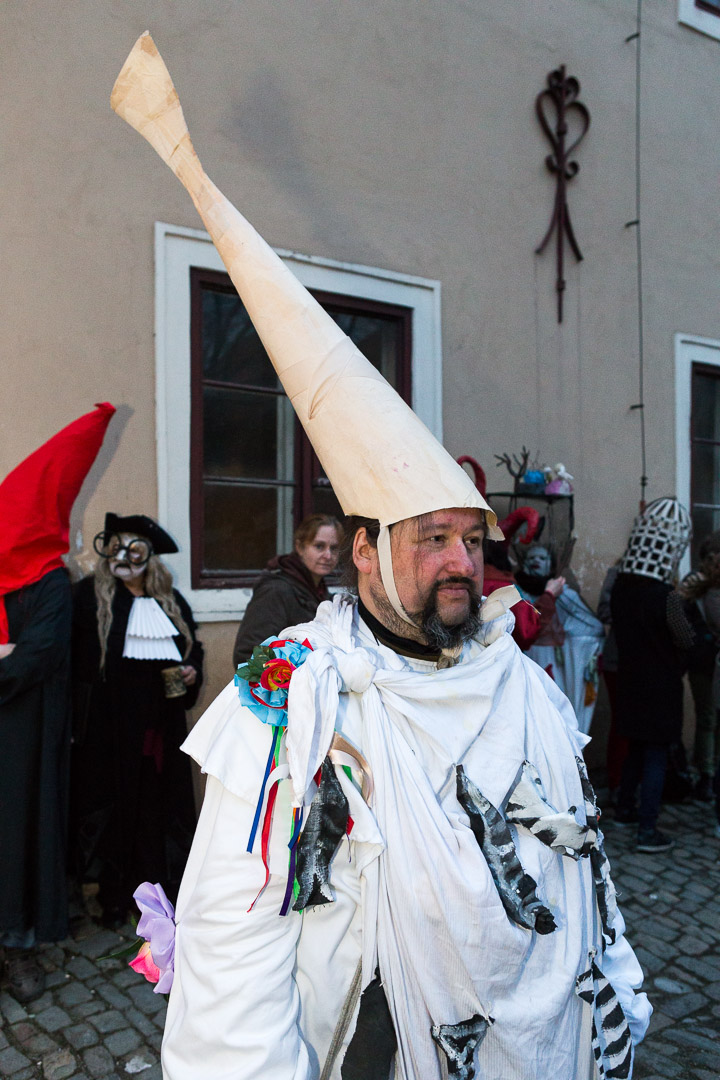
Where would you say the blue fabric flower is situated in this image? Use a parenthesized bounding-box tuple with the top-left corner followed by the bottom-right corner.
(235, 636, 314, 725)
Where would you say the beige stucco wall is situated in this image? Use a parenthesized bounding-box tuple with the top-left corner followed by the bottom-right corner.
(2, 1, 719, 730)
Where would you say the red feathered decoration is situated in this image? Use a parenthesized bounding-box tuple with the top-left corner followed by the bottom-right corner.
(498, 506, 541, 546)
(0, 402, 116, 643)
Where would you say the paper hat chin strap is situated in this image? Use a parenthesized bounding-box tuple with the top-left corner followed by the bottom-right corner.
(377, 525, 419, 629)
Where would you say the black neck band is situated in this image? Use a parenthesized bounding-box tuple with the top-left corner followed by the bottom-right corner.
(357, 598, 440, 661)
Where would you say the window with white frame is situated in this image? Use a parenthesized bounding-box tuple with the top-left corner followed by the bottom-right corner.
(155, 223, 442, 620)
(675, 334, 720, 571)
(190, 269, 413, 588)
(679, 0, 720, 41)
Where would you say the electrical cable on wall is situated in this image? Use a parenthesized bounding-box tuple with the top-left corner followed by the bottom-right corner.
(626, 0, 648, 512)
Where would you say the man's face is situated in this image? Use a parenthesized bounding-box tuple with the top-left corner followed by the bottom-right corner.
(391, 509, 485, 625)
(356, 509, 485, 646)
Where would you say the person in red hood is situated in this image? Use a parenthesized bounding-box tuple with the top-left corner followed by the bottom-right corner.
(482, 513, 565, 652)
(0, 403, 115, 1003)
(232, 514, 343, 668)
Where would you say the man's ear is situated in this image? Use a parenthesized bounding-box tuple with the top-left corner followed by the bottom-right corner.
(352, 527, 376, 577)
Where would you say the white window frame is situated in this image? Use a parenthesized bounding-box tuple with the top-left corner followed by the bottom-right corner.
(675, 332, 720, 576)
(678, 0, 720, 42)
(155, 222, 443, 621)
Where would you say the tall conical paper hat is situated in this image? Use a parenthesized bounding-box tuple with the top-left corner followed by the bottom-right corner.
(111, 34, 501, 540)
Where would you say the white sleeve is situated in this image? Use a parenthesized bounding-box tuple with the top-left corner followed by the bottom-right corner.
(602, 909, 653, 1046)
(162, 774, 311, 1080)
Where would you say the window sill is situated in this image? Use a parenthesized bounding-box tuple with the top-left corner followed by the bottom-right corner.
(679, 0, 720, 42)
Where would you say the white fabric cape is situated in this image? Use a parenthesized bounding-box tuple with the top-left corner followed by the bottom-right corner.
(163, 597, 650, 1080)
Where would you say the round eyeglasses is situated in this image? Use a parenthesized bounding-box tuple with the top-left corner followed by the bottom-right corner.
(93, 532, 153, 566)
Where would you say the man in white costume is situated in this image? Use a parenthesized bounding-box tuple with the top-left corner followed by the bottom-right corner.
(111, 34, 651, 1080)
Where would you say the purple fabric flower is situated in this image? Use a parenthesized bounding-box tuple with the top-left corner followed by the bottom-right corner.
(132, 882, 176, 994)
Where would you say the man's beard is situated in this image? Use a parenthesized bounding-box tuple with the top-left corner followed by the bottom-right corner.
(368, 576, 482, 649)
(415, 577, 482, 650)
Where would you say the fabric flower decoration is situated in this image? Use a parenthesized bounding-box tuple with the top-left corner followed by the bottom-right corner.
(130, 881, 176, 994)
(129, 940, 161, 984)
(235, 637, 313, 725)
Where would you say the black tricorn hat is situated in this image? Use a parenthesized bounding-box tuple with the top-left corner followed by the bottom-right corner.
(103, 513, 179, 555)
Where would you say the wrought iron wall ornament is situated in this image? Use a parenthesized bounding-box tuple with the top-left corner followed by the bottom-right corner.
(535, 66, 590, 322)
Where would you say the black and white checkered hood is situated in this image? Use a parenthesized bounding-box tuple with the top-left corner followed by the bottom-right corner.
(618, 497, 691, 582)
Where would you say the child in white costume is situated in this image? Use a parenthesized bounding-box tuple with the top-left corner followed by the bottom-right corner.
(111, 34, 651, 1080)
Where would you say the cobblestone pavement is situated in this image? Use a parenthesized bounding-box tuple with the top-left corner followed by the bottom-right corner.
(602, 799, 720, 1080)
(0, 799, 718, 1079)
(0, 903, 164, 1080)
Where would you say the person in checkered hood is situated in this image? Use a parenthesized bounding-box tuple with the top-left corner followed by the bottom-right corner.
(610, 498, 695, 854)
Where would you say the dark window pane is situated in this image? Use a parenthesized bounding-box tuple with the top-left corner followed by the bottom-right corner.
(203, 386, 294, 481)
(331, 311, 401, 384)
(203, 483, 293, 572)
(691, 506, 720, 566)
(311, 483, 343, 521)
(201, 288, 279, 388)
(696, 0, 720, 14)
(192, 271, 412, 584)
(692, 370, 720, 441)
(692, 443, 720, 508)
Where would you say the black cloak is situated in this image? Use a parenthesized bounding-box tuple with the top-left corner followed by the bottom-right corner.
(611, 572, 692, 744)
(0, 567, 72, 943)
(71, 575, 203, 911)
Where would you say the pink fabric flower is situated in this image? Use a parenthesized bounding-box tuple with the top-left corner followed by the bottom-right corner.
(129, 941, 161, 984)
(130, 882, 176, 994)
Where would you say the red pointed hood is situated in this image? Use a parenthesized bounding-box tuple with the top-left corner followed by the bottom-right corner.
(0, 402, 116, 642)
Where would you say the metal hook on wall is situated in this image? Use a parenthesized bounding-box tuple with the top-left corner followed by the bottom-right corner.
(535, 66, 590, 323)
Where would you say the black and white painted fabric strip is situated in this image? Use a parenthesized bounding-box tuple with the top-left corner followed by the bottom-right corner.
(456, 766, 556, 934)
(293, 757, 349, 911)
(503, 758, 618, 947)
(575, 757, 600, 838)
(575, 955, 632, 1080)
(589, 843, 617, 948)
(575, 758, 618, 947)
(430, 1014, 494, 1080)
(504, 760, 596, 857)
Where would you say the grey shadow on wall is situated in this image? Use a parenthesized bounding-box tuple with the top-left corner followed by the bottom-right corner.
(223, 67, 387, 269)
(66, 403, 133, 580)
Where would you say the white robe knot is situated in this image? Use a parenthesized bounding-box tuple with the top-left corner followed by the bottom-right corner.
(334, 648, 377, 694)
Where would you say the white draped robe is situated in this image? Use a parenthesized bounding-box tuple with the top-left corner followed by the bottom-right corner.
(162, 598, 650, 1080)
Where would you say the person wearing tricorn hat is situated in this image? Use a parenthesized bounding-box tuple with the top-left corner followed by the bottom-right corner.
(112, 34, 650, 1080)
(0, 403, 115, 1002)
(71, 512, 203, 928)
